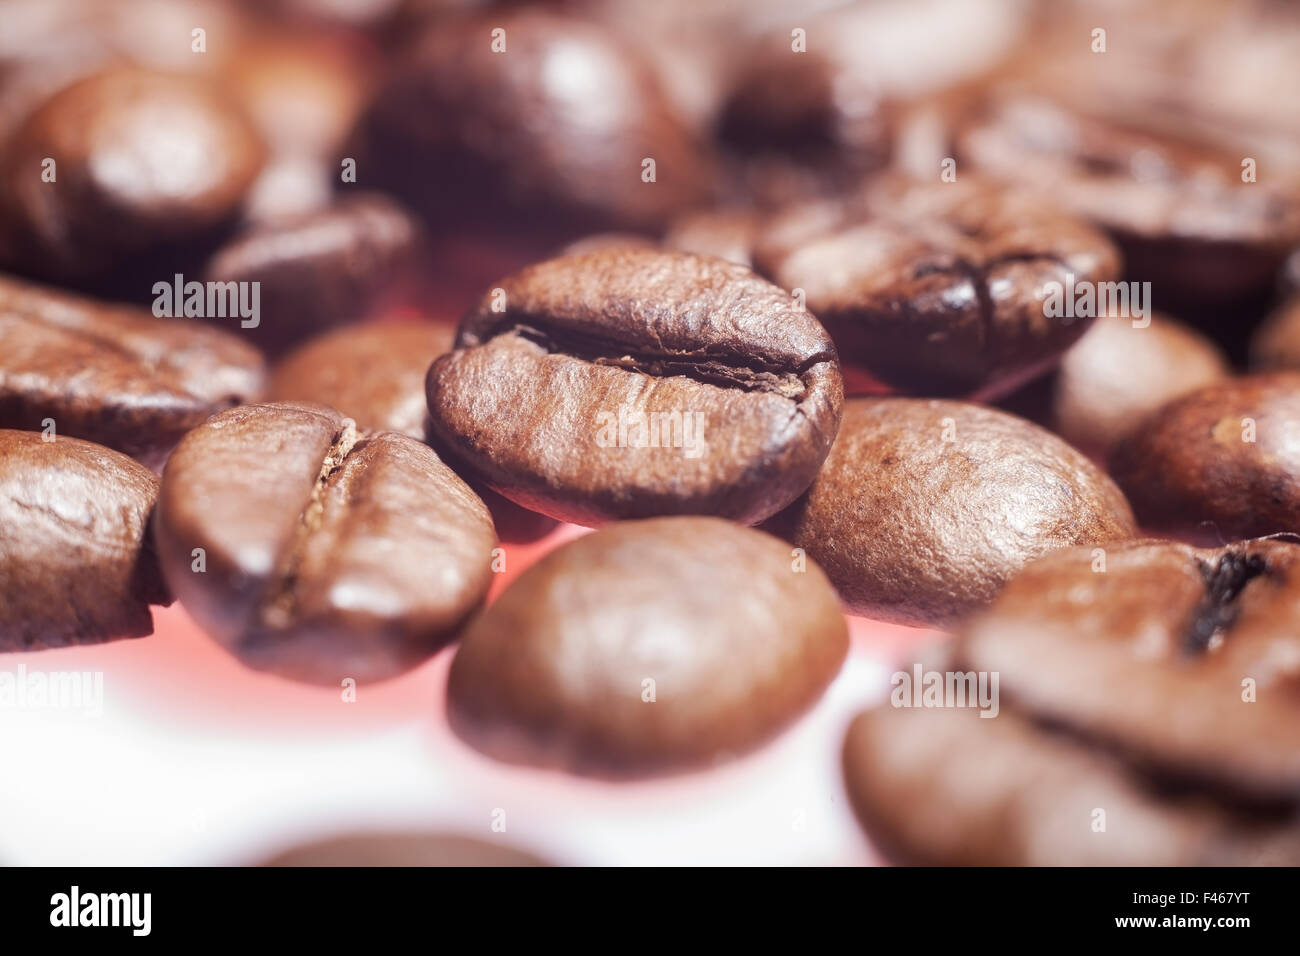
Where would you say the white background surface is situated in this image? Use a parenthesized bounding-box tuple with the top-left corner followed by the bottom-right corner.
(0, 527, 934, 867)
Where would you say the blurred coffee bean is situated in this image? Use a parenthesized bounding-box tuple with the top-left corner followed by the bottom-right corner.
(260, 832, 549, 866)
(556, 232, 658, 258)
(963, 536, 1300, 799)
(663, 208, 760, 267)
(205, 194, 421, 355)
(1249, 295, 1300, 370)
(1, 429, 171, 650)
(1049, 313, 1230, 458)
(0, 275, 266, 461)
(356, 9, 716, 237)
(0, 0, 245, 79)
(270, 322, 455, 439)
(843, 691, 1300, 866)
(156, 402, 497, 685)
(717, 0, 1027, 205)
(268, 320, 559, 542)
(227, 31, 372, 164)
(426, 249, 844, 527)
(766, 398, 1136, 626)
(241, 155, 336, 225)
(446, 517, 848, 778)
(0, 66, 265, 283)
(1111, 372, 1300, 542)
(756, 177, 1121, 398)
(958, 94, 1300, 316)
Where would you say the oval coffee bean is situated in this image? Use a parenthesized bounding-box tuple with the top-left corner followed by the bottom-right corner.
(756, 178, 1121, 397)
(767, 398, 1136, 626)
(0, 274, 266, 460)
(269, 321, 558, 544)
(958, 94, 1300, 310)
(156, 402, 497, 685)
(259, 832, 549, 867)
(358, 9, 715, 234)
(0, 66, 264, 280)
(663, 208, 760, 268)
(961, 537, 1300, 799)
(842, 699, 1300, 866)
(1049, 313, 1229, 458)
(204, 194, 422, 355)
(1110, 372, 1300, 542)
(426, 249, 844, 526)
(270, 322, 456, 440)
(1, 429, 169, 650)
(446, 517, 848, 777)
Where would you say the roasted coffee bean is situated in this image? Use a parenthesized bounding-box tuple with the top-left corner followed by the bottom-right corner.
(1048, 313, 1230, 458)
(205, 194, 422, 355)
(1, 429, 170, 650)
(842, 696, 1300, 866)
(269, 321, 557, 543)
(1248, 295, 1300, 370)
(0, 66, 264, 281)
(259, 832, 549, 867)
(766, 398, 1136, 626)
(155, 402, 497, 685)
(1110, 373, 1300, 542)
(755, 178, 1121, 398)
(557, 233, 658, 258)
(663, 208, 760, 267)
(446, 517, 847, 777)
(227, 32, 370, 165)
(425, 249, 844, 526)
(962, 537, 1300, 799)
(717, 0, 1025, 206)
(270, 322, 456, 440)
(0, 274, 266, 461)
(357, 9, 716, 235)
(0, 0, 245, 142)
(958, 94, 1300, 313)
(228, 31, 373, 224)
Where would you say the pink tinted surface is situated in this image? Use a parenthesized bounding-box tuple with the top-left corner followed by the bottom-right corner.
(0, 518, 943, 866)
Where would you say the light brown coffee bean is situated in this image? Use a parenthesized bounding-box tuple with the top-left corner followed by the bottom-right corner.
(767, 398, 1136, 626)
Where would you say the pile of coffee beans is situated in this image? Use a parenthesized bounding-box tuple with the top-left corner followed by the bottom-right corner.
(3, 0, 1300, 867)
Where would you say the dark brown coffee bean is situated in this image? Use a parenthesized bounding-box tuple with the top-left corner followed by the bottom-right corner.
(767, 398, 1136, 626)
(1249, 295, 1300, 370)
(663, 208, 760, 267)
(755, 178, 1121, 398)
(0, 66, 265, 281)
(204, 194, 421, 356)
(1, 429, 170, 650)
(843, 697, 1300, 866)
(1110, 373, 1300, 542)
(961, 537, 1300, 799)
(357, 9, 716, 235)
(269, 321, 558, 543)
(156, 402, 497, 685)
(446, 517, 847, 777)
(958, 94, 1300, 312)
(425, 249, 844, 526)
(0, 275, 266, 460)
(259, 832, 549, 867)
(1049, 313, 1230, 458)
